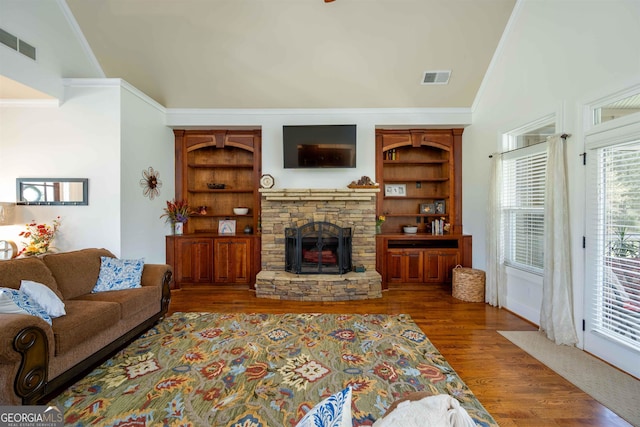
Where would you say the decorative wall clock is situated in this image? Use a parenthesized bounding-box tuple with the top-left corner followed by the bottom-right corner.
(259, 174, 274, 189)
(140, 167, 162, 200)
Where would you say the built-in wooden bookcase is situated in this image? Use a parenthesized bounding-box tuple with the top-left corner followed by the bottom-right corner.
(167, 129, 261, 289)
(375, 128, 471, 287)
(174, 129, 262, 234)
(375, 129, 462, 234)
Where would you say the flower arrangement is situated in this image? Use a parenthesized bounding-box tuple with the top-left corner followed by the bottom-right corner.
(18, 216, 61, 256)
(376, 215, 386, 227)
(161, 199, 191, 224)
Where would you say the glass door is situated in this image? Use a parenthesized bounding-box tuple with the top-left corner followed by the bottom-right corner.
(584, 127, 640, 379)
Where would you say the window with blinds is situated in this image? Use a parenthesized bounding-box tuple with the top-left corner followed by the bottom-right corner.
(502, 150, 547, 274)
(592, 140, 640, 345)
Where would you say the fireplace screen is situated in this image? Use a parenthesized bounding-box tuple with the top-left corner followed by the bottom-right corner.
(285, 221, 352, 274)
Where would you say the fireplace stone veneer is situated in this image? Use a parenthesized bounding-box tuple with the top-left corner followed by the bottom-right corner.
(256, 188, 382, 301)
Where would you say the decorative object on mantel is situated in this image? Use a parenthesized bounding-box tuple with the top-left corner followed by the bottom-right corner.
(207, 183, 225, 189)
(140, 167, 162, 200)
(18, 216, 61, 256)
(259, 174, 274, 189)
(347, 175, 378, 188)
(160, 199, 190, 235)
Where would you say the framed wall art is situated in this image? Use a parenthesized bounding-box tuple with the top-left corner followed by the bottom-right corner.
(218, 219, 236, 234)
(420, 203, 435, 214)
(384, 184, 407, 197)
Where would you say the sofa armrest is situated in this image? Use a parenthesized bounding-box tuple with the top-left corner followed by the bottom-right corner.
(141, 264, 172, 315)
(0, 314, 53, 405)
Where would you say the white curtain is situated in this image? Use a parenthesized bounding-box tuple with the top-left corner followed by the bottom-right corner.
(486, 154, 505, 307)
(539, 135, 578, 345)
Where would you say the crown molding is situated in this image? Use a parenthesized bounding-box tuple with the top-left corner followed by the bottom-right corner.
(62, 78, 166, 113)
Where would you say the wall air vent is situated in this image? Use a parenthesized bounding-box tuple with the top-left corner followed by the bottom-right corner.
(0, 27, 36, 60)
(421, 70, 451, 85)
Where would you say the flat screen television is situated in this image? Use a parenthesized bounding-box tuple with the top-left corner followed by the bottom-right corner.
(283, 125, 356, 168)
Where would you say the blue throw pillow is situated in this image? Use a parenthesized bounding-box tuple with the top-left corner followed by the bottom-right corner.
(296, 387, 352, 427)
(92, 257, 144, 293)
(0, 287, 52, 325)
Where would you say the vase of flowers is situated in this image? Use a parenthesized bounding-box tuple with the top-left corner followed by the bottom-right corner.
(18, 216, 61, 256)
(376, 215, 385, 234)
(161, 199, 190, 235)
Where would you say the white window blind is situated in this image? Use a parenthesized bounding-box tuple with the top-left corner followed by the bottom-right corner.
(592, 141, 640, 345)
(502, 150, 547, 274)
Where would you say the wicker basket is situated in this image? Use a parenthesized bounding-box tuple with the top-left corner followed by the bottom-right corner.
(452, 266, 485, 302)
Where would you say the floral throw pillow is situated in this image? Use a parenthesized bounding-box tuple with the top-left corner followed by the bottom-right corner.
(92, 257, 144, 293)
(296, 387, 352, 427)
(0, 287, 52, 325)
(20, 280, 66, 318)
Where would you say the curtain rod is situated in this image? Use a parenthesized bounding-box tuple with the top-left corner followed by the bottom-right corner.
(488, 133, 571, 158)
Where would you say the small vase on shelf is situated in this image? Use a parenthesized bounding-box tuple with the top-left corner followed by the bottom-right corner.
(376, 225, 382, 235)
(174, 222, 184, 235)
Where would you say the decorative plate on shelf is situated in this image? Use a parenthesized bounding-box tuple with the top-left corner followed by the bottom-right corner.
(260, 174, 274, 189)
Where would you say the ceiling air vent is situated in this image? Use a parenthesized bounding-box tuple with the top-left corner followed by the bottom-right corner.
(0, 27, 36, 60)
(421, 70, 451, 85)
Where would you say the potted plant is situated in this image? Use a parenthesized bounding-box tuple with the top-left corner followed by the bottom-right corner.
(161, 199, 191, 234)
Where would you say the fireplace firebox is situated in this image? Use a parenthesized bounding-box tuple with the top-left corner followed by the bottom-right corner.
(285, 221, 352, 274)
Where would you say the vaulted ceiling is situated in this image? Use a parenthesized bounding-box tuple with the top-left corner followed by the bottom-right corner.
(64, 0, 516, 109)
(1, 1, 516, 109)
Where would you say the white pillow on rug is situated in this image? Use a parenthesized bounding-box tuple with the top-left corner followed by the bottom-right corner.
(92, 257, 145, 293)
(20, 279, 66, 318)
(372, 394, 475, 427)
(296, 387, 352, 427)
(0, 287, 52, 325)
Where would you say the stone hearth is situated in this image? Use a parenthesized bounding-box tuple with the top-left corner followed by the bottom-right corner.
(256, 188, 382, 301)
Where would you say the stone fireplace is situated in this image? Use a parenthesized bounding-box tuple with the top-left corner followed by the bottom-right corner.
(256, 188, 382, 301)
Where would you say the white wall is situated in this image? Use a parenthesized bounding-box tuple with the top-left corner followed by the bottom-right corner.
(0, 85, 122, 253)
(120, 84, 175, 262)
(465, 0, 640, 327)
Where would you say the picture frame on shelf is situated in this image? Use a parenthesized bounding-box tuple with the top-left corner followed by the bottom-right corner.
(384, 184, 407, 197)
(218, 219, 236, 234)
(434, 199, 446, 214)
(420, 203, 435, 214)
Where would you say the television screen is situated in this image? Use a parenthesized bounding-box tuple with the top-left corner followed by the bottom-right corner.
(283, 125, 356, 168)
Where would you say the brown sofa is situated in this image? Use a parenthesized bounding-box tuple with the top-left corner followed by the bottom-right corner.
(0, 248, 171, 405)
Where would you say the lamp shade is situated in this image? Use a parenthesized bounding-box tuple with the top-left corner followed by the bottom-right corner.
(0, 202, 15, 225)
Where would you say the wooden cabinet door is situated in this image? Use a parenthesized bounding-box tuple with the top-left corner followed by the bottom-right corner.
(386, 249, 404, 283)
(386, 249, 423, 283)
(424, 252, 442, 283)
(424, 250, 460, 283)
(214, 238, 251, 284)
(405, 250, 424, 283)
(176, 238, 213, 284)
(439, 251, 460, 283)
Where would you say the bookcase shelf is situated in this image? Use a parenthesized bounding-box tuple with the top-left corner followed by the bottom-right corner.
(375, 128, 471, 287)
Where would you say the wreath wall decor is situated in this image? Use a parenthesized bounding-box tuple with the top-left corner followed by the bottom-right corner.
(140, 166, 162, 200)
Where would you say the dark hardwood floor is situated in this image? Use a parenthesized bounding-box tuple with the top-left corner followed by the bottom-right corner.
(168, 283, 631, 427)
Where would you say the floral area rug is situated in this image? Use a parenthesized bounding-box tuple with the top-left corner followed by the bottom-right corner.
(51, 312, 497, 426)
